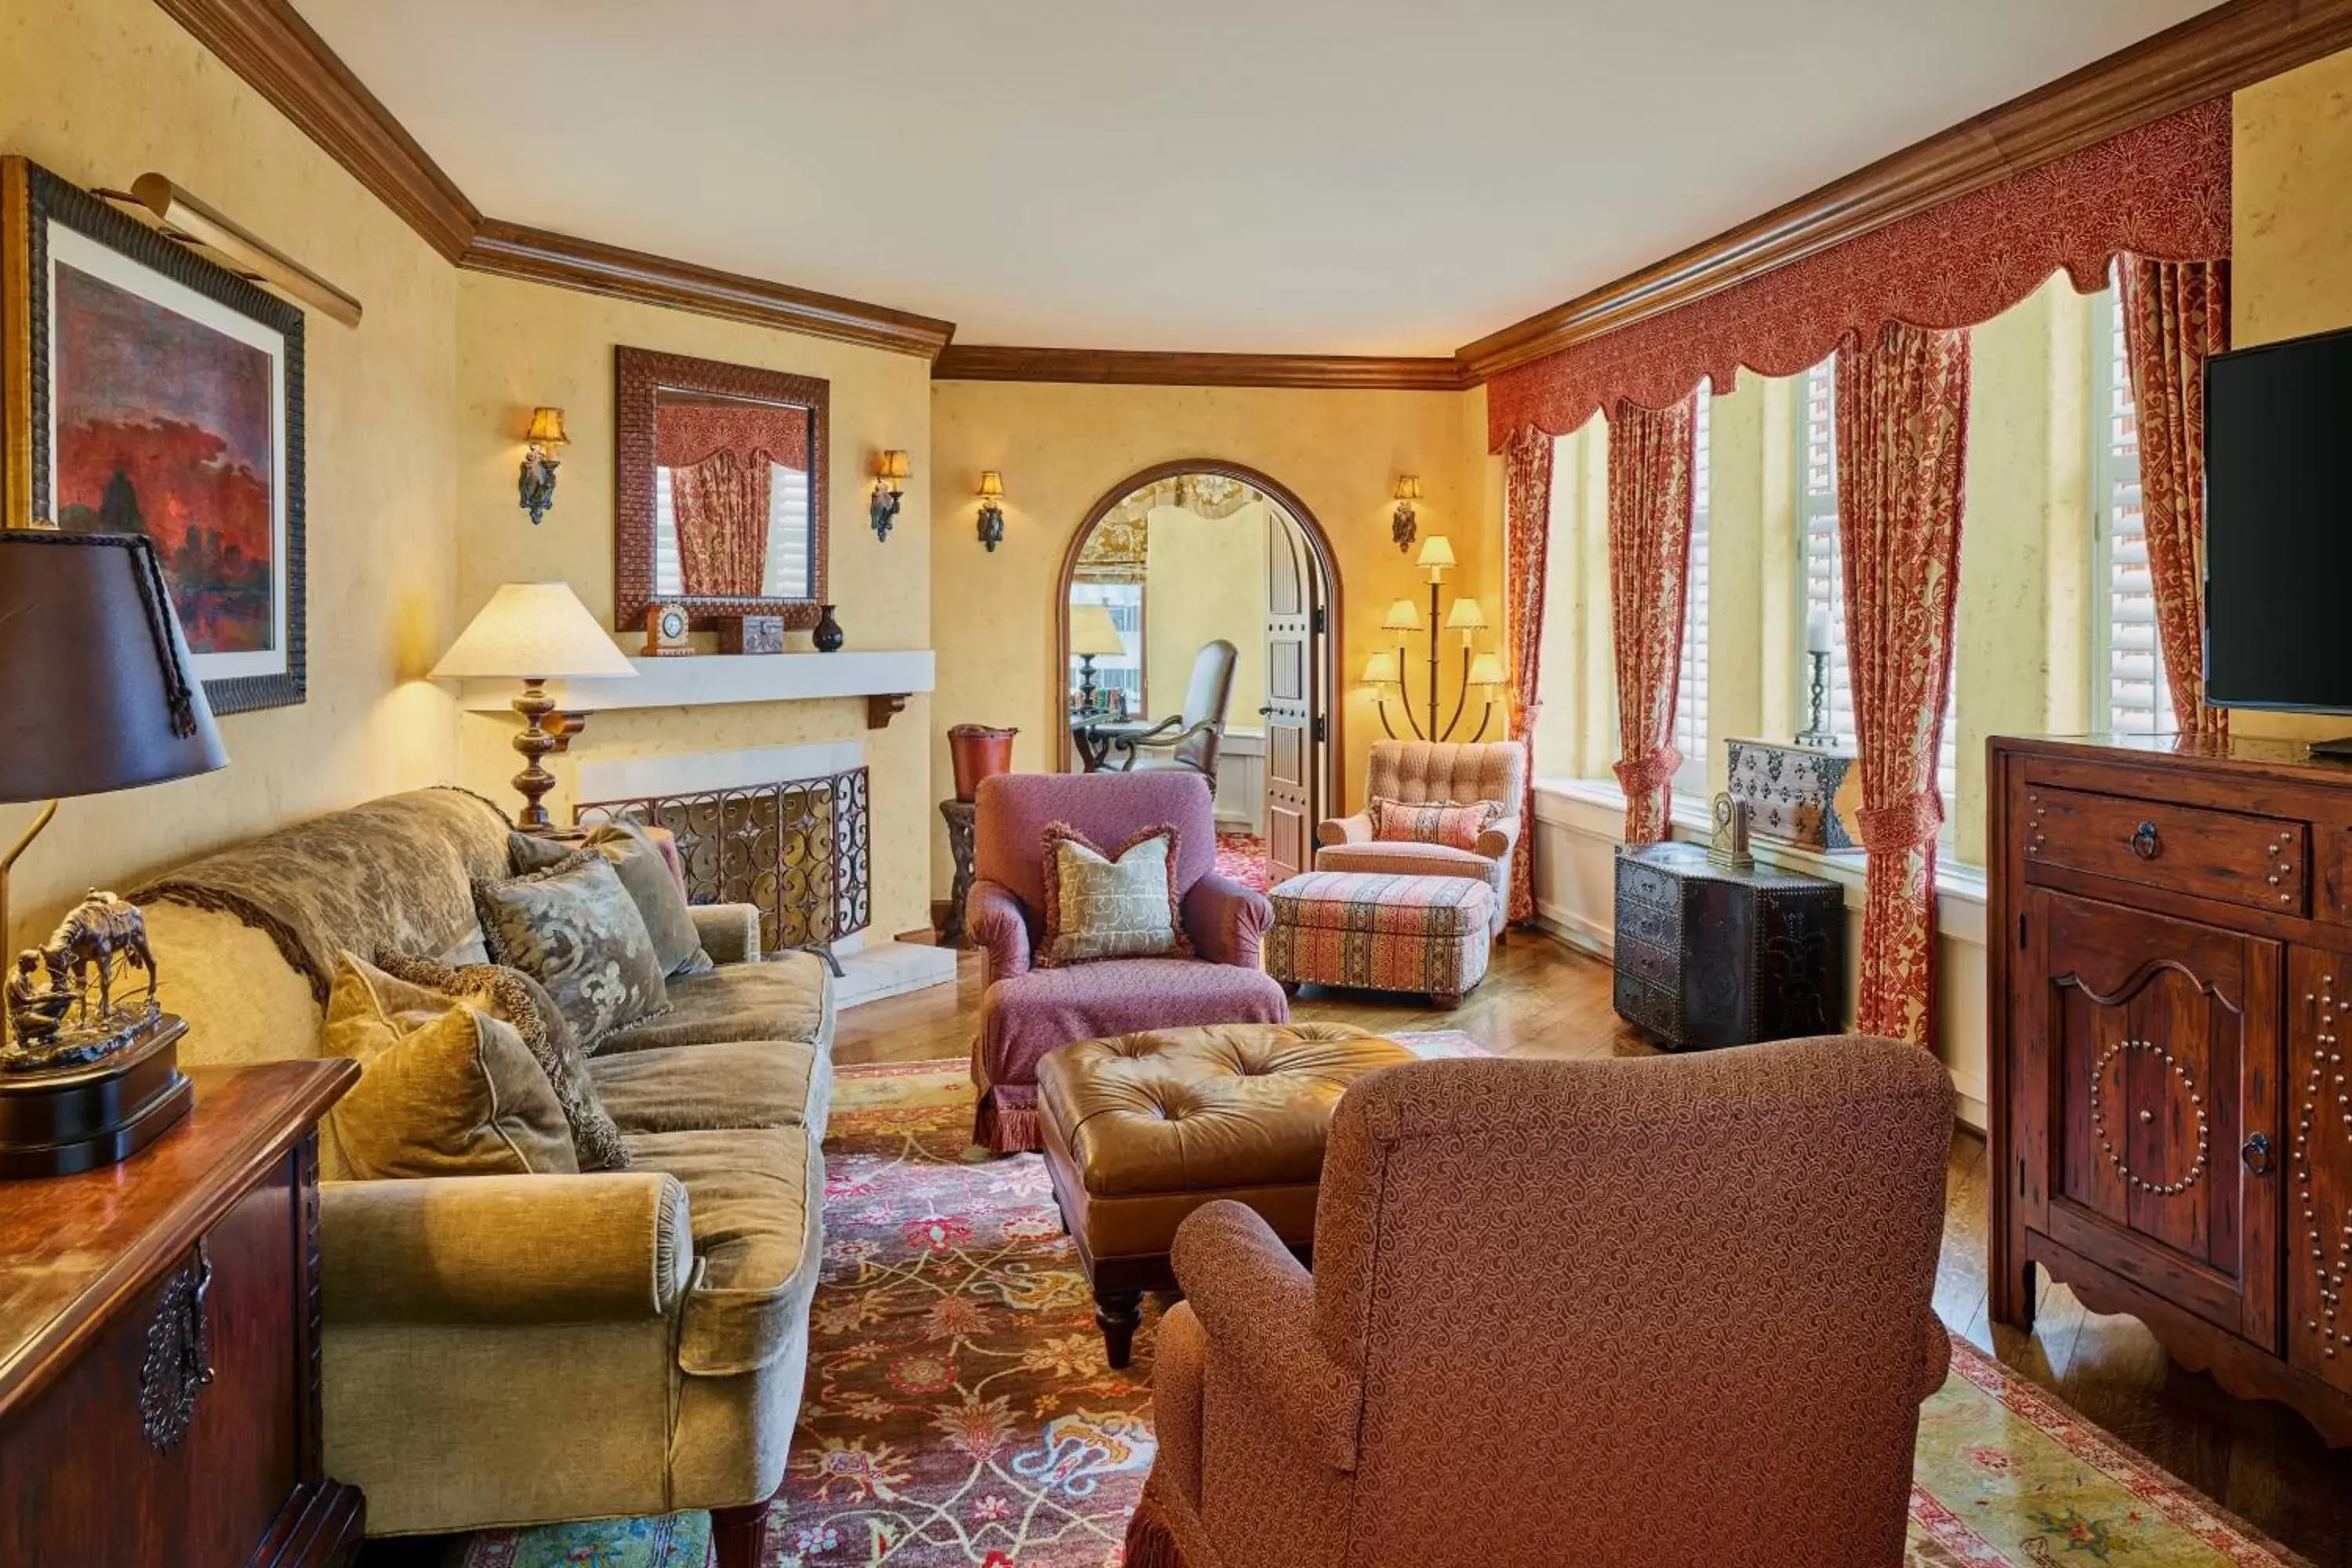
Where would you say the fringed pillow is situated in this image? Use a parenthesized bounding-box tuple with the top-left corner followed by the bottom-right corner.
(1036, 821, 1191, 967)
(1370, 796, 1504, 851)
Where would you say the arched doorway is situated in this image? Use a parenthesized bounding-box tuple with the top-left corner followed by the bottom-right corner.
(1055, 460, 1341, 884)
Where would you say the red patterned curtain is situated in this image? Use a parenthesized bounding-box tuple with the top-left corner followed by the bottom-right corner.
(1836, 321, 1971, 1046)
(670, 450, 771, 597)
(2122, 257, 2230, 735)
(1605, 396, 1697, 846)
(1502, 425, 1554, 923)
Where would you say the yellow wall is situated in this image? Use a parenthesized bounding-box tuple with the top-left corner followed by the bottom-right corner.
(1, 0, 460, 955)
(453, 273, 937, 938)
(927, 379, 1485, 897)
(1140, 501, 1268, 724)
(2228, 45, 2352, 745)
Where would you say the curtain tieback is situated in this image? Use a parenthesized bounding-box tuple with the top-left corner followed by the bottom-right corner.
(1613, 744, 1682, 799)
(1856, 789, 1944, 857)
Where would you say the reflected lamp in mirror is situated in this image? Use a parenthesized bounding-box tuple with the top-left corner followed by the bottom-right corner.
(518, 406, 568, 526)
(1068, 602, 1126, 713)
(614, 347, 829, 636)
(1392, 475, 1422, 552)
(432, 583, 637, 831)
(1414, 533, 1456, 581)
(976, 470, 1007, 552)
(870, 448, 911, 541)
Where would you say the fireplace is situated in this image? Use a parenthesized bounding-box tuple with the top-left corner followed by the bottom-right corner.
(574, 764, 871, 962)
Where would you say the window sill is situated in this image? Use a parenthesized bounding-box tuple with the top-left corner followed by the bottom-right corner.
(1531, 776, 1987, 916)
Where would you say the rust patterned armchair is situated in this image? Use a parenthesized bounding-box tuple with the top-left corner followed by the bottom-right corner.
(1315, 739, 1524, 937)
(1126, 1036, 1955, 1568)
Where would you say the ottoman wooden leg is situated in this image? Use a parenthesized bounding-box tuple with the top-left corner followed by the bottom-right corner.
(1279, 980, 1301, 998)
(1433, 989, 1462, 1007)
(1096, 1289, 1144, 1368)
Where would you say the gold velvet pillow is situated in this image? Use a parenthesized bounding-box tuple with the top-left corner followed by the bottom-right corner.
(319, 953, 579, 1182)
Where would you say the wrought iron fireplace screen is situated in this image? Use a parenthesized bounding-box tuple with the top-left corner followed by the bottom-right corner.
(574, 766, 871, 956)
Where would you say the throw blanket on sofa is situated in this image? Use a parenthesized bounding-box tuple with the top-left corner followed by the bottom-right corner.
(131, 788, 514, 1004)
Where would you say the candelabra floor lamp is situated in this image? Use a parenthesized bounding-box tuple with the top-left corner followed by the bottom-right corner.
(1364, 533, 1507, 743)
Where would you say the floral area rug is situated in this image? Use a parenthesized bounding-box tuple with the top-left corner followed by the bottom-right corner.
(1210, 831, 1269, 894)
(463, 1054, 2308, 1568)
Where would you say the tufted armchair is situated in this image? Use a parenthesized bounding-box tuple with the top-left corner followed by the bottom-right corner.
(1124, 1036, 1956, 1568)
(967, 771, 1287, 1152)
(1314, 739, 1526, 937)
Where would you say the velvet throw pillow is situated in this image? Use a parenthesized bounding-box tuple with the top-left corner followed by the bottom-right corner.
(1037, 822, 1191, 968)
(1370, 796, 1504, 851)
(512, 822, 714, 979)
(375, 949, 633, 1172)
(319, 953, 579, 1182)
(474, 849, 670, 1051)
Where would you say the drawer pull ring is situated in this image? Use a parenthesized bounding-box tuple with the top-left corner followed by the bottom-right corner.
(137, 1238, 214, 1454)
(2241, 1131, 2274, 1177)
(2129, 821, 2161, 861)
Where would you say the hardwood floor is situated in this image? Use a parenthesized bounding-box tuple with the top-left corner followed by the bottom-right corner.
(843, 931, 2352, 1566)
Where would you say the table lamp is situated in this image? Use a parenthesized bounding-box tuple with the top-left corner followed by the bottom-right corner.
(0, 529, 228, 1174)
(432, 583, 637, 829)
(1068, 603, 1126, 713)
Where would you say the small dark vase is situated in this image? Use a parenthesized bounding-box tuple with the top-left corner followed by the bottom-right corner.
(811, 604, 844, 652)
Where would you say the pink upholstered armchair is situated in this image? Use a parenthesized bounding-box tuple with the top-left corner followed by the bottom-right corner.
(1126, 1036, 1956, 1568)
(1315, 740, 1526, 938)
(967, 771, 1287, 1152)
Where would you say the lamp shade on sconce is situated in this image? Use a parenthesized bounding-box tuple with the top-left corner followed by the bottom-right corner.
(878, 449, 912, 482)
(977, 470, 1005, 500)
(0, 532, 227, 804)
(1392, 475, 1422, 503)
(1467, 652, 1508, 687)
(524, 407, 569, 448)
(1445, 597, 1488, 633)
(431, 583, 638, 681)
(1361, 652, 1400, 687)
(1414, 535, 1456, 573)
(1382, 597, 1422, 633)
(1068, 603, 1127, 659)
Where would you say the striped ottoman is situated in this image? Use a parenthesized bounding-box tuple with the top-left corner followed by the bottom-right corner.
(1265, 870, 1494, 1006)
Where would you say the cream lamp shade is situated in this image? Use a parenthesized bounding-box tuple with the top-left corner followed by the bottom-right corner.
(1414, 534, 1457, 574)
(1468, 652, 1508, 686)
(1446, 597, 1488, 632)
(977, 470, 1005, 500)
(1362, 651, 1400, 686)
(430, 583, 639, 681)
(524, 407, 569, 448)
(1068, 603, 1127, 659)
(1382, 597, 1423, 632)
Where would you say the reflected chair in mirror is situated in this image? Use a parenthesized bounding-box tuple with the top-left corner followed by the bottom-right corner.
(1102, 640, 1237, 788)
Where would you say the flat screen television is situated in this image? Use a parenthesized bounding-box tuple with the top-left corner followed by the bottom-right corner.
(2204, 322, 2352, 742)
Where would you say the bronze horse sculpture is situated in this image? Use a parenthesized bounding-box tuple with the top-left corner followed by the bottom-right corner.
(41, 890, 158, 1029)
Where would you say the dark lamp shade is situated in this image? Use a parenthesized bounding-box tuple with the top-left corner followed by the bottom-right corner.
(0, 532, 228, 805)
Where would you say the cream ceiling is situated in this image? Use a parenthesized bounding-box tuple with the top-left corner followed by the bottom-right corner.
(292, 0, 2216, 356)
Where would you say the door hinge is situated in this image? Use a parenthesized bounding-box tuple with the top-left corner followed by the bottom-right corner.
(1311, 604, 1327, 634)
(2017, 913, 2027, 950)
(2017, 1156, 2026, 1196)
(1312, 714, 1328, 743)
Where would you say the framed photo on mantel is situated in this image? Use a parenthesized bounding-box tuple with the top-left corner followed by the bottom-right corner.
(1, 156, 307, 715)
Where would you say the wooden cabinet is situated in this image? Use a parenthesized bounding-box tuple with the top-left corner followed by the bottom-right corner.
(0, 1060, 363, 1566)
(1992, 735, 2351, 1443)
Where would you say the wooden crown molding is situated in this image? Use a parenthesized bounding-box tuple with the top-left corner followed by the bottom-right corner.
(461, 223, 954, 358)
(1457, 0, 2352, 379)
(150, 0, 478, 262)
(932, 344, 1472, 391)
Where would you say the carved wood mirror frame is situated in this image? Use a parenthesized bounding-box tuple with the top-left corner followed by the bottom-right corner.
(613, 345, 829, 633)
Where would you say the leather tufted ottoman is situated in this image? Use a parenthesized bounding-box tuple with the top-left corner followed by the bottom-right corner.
(1037, 1022, 1417, 1366)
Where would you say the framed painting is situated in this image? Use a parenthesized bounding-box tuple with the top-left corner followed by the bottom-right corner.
(2, 157, 305, 714)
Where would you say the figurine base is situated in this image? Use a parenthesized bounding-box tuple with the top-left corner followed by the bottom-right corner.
(0, 1014, 191, 1179)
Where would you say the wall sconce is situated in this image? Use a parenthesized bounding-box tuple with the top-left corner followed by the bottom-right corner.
(869, 449, 911, 540)
(976, 470, 1007, 551)
(517, 406, 568, 526)
(1392, 475, 1422, 552)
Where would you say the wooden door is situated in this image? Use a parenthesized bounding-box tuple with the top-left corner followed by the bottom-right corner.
(2286, 947, 2352, 1393)
(2021, 888, 2281, 1348)
(1263, 513, 1319, 883)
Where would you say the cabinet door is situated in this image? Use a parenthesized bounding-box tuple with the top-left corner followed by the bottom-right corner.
(2028, 889, 2282, 1349)
(2288, 949, 2352, 1392)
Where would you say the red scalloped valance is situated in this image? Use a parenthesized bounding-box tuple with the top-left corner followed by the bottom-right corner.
(1486, 100, 2232, 446)
(656, 401, 808, 471)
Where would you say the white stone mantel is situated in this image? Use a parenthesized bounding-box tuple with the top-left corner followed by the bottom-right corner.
(454, 650, 935, 715)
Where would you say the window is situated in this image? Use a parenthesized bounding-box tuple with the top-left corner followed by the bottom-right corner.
(1795, 357, 1957, 809)
(1068, 581, 1145, 713)
(2092, 277, 2172, 733)
(1673, 391, 1711, 797)
(652, 463, 814, 601)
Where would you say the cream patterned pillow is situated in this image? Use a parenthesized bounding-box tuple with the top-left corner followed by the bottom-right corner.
(1037, 822, 1192, 967)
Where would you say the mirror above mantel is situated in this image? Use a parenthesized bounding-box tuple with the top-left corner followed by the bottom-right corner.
(614, 345, 830, 634)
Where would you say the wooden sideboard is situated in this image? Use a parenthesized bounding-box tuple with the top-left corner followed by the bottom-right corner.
(0, 1058, 365, 1566)
(1990, 734, 2352, 1444)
